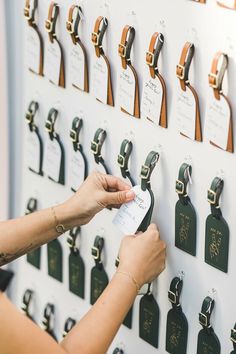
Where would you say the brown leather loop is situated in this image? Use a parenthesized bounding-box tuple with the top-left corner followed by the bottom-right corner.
(91, 16, 107, 58)
(208, 52, 228, 100)
(146, 32, 159, 78)
(24, 0, 37, 26)
(118, 25, 135, 70)
(66, 4, 80, 45)
(45, 2, 59, 43)
(176, 42, 194, 91)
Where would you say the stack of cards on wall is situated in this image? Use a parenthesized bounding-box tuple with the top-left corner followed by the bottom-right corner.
(176, 42, 202, 142)
(205, 52, 233, 152)
(141, 32, 167, 128)
(43, 108, 65, 185)
(24, 0, 43, 76)
(91, 16, 113, 106)
(117, 25, 140, 118)
(67, 4, 89, 92)
(44, 2, 65, 87)
(217, 0, 236, 8)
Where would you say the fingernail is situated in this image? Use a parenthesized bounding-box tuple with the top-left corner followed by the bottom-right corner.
(125, 190, 135, 200)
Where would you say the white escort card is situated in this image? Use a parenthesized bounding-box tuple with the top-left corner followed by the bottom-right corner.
(205, 94, 231, 150)
(69, 43, 85, 91)
(176, 87, 196, 140)
(117, 65, 136, 115)
(113, 185, 151, 235)
(91, 56, 108, 103)
(44, 39, 62, 85)
(43, 136, 62, 182)
(141, 71, 163, 123)
(26, 128, 41, 173)
(68, 147, 85, 191)
(26, 26, 41, 74)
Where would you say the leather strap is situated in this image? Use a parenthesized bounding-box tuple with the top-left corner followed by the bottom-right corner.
(176, 42, 194, 91)
(25, 198, 37, 215)
(199, 296, 214, 333)
(21, 289, 33, 317)
(146, 32, 164, 79)
(118, 25, 135, 70)
(63, 317, 76, 337)
(66, 5, 82, 45)
(25, 101, 39, 132)
(41, 303, 54, 332)
(45, 108, 58, 140)
(168, 276, 183, 312)
(207, 177, 224, 219)
(91, 128, 109, 173)
(231, 323, 236, 350)
(140, 151, 160, 191)
(91, 235, 104, 270)
(117, 139, 134, 186)
(70, 117, 83, 152)
(24, 0, 37, 26)
(45, 2, 59, 43)
(0, 269, 14, 292)
(176, 163, 192, 205)
(91, 16, 108, 58)
(208, 52, 228, 100)
(67, 226, 81, 254)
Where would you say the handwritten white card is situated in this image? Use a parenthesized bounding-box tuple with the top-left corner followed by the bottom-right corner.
(68, 148, 85, 191)
(117, 65, 136, 115)
(113, 185, 151, 235)
(26, 129, 40, 173)
(69, 43, 85, 91)
(176, 87, 196, 140)
(43, 136, 62, 182)
(91, 56, 108, 103)
(26, 26, 41, 74)
(204, 94, 231, 150)
(141, 71, 163, 123)
(44, 39, 61, 85)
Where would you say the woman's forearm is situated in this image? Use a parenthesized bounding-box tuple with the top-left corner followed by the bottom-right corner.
(0, 204, 79, 266)
(61, 272, 137, 354)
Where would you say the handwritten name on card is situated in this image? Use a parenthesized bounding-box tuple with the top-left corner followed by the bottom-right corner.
(117, 66, 136, 115)
(91, 56, 108, 104)
(141, 72, 163, 123)
(69, 44, 85, 90)
(176, 88, 196, 140)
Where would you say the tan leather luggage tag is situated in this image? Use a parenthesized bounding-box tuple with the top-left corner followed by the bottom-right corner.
(66, 5, 89, 92)
(142, 32, 167, 127)
(217, 0, 236, 9)
(118, 25, 140, 118)
(176, 42, 202, 141)
(205, 52, 233, 152)
(24, 0, 43, 76)
(44, 2, 65, 88)
(91, 16, 114, 106)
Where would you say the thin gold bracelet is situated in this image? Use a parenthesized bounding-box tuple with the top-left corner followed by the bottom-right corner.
(116, 271, 140, 294)
(51, 206, 66, 234)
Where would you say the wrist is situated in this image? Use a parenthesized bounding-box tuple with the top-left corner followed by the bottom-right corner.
(114, 270, 139, 296)
(117, 264, 144, 289)
(53, 202, 81, 230)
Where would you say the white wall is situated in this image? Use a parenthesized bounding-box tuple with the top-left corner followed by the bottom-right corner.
(11, 0, 236, 353)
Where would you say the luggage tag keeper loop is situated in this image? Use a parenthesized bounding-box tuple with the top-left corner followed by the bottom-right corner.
(140, 151, 159, 191)
(208, 52, 228, 96)
(67, 226, 81, 254)
(45, 2, 59, 43)
(25, 101, 39, 131)
(45, 108, 58, 140)
(176, 42, 194, 86)
(146, 32, 164, 74)
(66, 5, 82, 43)
(70, 117, 83, 151)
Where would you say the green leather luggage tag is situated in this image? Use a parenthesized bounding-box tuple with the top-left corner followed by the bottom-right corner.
(25, 198, 41, 269)
(21, 289, 34, 322)
(90, 236, 109, 305)
(166, 277, 188, 354)
(44, 108, 65, 185)
(68, 227, 85, 298)
(117, 139, 135, 186)
(197, 296, 221, 354)
(91, 128, 110, 174)
(41, 303, 57, 341)
(230, 323, 236, 354)
(47, 239, 63, 282)
(205, 177, 229, 273)
(175, 163, 197, 256)
(69, 118, 88, 192)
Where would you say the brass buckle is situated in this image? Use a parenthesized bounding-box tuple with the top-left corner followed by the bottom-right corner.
(41, 318, 49, 331)
(231, 329, 236, 344)
(208, 72, 219, 89)
(91, 246, 99, 260)
(140, 165, 150, 180)
(117, 154, 125, 168)
(24, 7, 30, 19)
(91, 32, 100, 46)
(176, 64, 185, 80)
(176, 180, 185, 195)
(66, 21, 73, 34)
(25, 111, 33, 124)
(199, 312, 208, 327)
(118, 43, 127, 58)
(45, 19, 53, 33)
(70, 129, 77, 142)
(67, 235, 74, 248)
(207, 189, 217, 204)
(146, 51, 154, 66)
(45, 120, 53, 133)
(91, 141, 99, 155)
(168, 290, 177, 304)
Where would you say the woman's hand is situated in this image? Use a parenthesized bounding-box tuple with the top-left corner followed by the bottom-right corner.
(117, 224, 166, 287)
(56, 172, 135, 228)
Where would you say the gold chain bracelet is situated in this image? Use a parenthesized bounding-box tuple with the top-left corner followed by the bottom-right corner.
(116, 270, 140, 294)
(51, 206, 66, 234)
